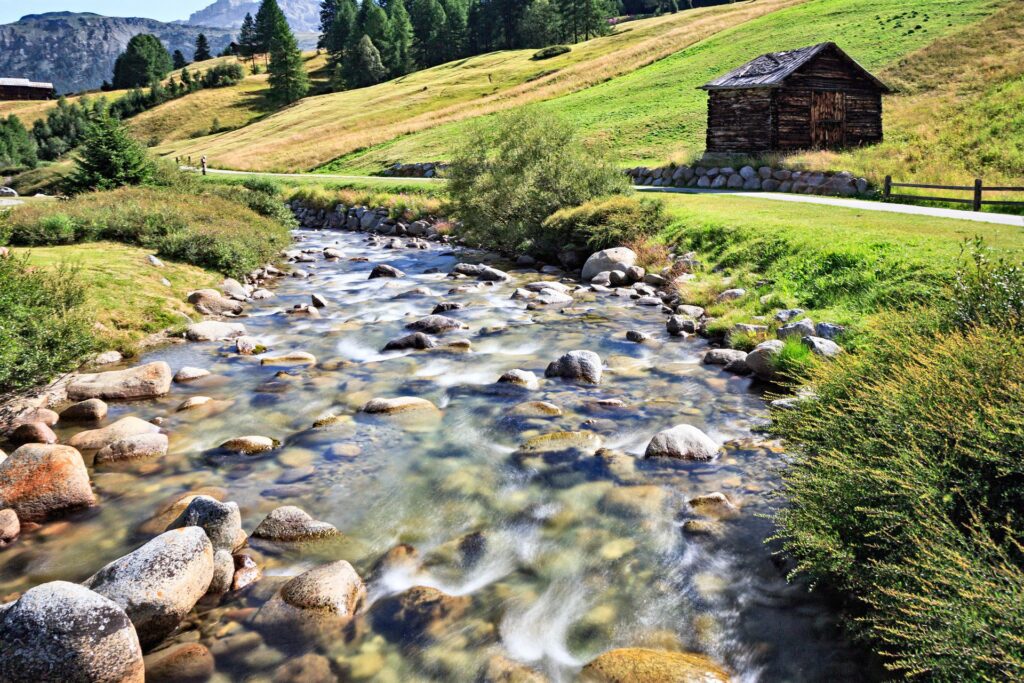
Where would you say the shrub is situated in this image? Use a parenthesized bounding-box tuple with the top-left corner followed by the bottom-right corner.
(532, 45, 571, 60)
(447, 110, 628, 256)
(200, 62, 245, 88)
(66, 115, 155, 193)
(540, 195, 666, 255)
(0, 254, 96, 393)
(953, 238, 1024, 333)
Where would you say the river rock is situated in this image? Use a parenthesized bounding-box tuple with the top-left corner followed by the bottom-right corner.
(144, 642, 215, 683)
(545, 350, 602, 384)
(667, 315, 697, 336)
(406, 315, 465, 334)
(676, 305, 705, 318)
(716, 288, 746, 303)
(185, 321, 247, 342)
(282, 560, 365, 617)
(582, 248, 637, 282)
(68, 416, 160, 451)
(0, 444, 95, 522)
(688, 492, 739, 519)
(744, 340, 784, 381)
(362, 397, 439, 415)
(93, 350, 124, 365)
(95, 433, 169, 465)
(644, 425, 720, 461)
(209, 549, 235, 594)
(481, 654, 548, 683)
(371, 585, 470, 643)
(260, 351, 317, 366)
(580, 648, 730, 682)
(167, 495, 246, 552)
(0, 581, 145, 683)
(498, 369, 539, 389)
(8, 422, 57, 446)
(219, 435, 277, 454)
(60, 398, 108, 422)
(187, 289, 243, 316)
(174, 366, 210, 382)
(369, 264, 404, 278)
(221, 278, 249, 301)
(177, 396, 212, 411)
(383, 332, 436, 351)
(232, 554, 262, 591)
(84, 527, 214, 650)
(777, 318, 815, 340)
(252, 505, 340, 541)
(509, 401, 563, 417)
(703, 348, 747, 367)
(802, 335, 843, 357)
(599, 485, 669, 518)
(252, 288, 275, 300)
(814, 322, 846, 340)
(0, 508, 19, 546)
(11, 407, 59, 427)
(67, 361, 172, 400)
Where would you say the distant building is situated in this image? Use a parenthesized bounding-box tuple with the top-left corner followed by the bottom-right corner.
(0, 77, 56, 101)
(700, 42, 891, 153)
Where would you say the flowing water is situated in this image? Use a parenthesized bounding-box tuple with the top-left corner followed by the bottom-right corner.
(0, 229, 872, 681)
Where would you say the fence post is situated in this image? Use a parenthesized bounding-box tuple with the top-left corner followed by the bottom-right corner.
(973, 178, 983, 212)
(883, 175, 892, 201)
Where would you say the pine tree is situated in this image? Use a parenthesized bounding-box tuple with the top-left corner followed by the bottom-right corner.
(439, 0, 467, 61)
(172, 49, 188, 69)
(0, 115, 38, 169)
(194, 33, 212, 61)
(318, 0, 339, 49)
(112, 34, 173, 89)
(255, 0, 289, 57)
(343, 35, 387, 88)
(238, 12, 259, 65)
(267, 10, 309, 104)
(358, 1, 392, 63)
(385, 0, 414, 76)
(324, 0, 357, 70)
(410, 0, 447, 67)
(68, 114, 154, 192)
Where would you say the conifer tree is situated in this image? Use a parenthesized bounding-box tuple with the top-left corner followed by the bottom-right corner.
(194, 33, 212, 61)
(112, 34, 173, 89)
(410, 0, 447, 67)
(238, 12, 259, 65)
(267, 9, 309, 104)
(343, 35, 387, 88)
(358, 1, 392, 64)
(255, 0, 289, 56)
(385, 0, 414, 76)
(68, 115, 154, 192)
(318, 0, 339, 49)
(172, 49, 188, 69)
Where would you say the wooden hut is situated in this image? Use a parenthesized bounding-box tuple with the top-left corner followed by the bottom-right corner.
(0, 78, 55, 101)
(699, 42, 890, 153)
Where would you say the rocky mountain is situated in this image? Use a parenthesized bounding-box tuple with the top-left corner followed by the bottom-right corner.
(184, 0, 321, 32)
(0, 12, 235, 94)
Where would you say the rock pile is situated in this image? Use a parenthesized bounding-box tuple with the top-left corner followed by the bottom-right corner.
(380, 161, 446, 178)
(288, 201, 446, 240)
(625, 163, 871, 198)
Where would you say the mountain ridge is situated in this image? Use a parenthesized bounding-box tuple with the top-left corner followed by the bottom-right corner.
(184, 0, 320, 32)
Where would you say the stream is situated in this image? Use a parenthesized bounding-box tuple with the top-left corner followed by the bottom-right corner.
(0, 228, 870, 681)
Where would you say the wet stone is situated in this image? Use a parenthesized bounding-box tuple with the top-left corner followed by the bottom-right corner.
(251, 505, 340, 542)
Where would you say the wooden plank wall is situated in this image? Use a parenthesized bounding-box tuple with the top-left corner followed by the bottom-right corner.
(705, 90, 774, 153)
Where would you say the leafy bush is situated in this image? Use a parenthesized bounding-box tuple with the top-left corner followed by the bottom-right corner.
(447, 110, 628, 256)
(5, 186, 291, 278)
(0, 254, 96, 393)
(540, 195, 665, 255)
(0, 115, 38, 170)
(953, 238, 1024, 333)
(200, 62, 245, 88)
(532, 45, 571, 60)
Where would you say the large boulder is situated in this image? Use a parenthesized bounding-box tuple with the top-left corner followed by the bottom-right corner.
(67, 361, 172, 401)
(0, 444, 95, 522)
(166, 495, 246, 552)
(68, 416, 161, 451)
(383, 332, 436, 351)
(580, 648, 729, 682)
(369, 264, 405, 279)
(95, 433, 169, 465)
(544, 350, 603, 384)
(253, 560, 366, 640)
(644, 425, 720, 461)
(251, 505, 340, 542)
(581, 248, 637, 282)
(0, 581, 145, 683)
(744, 340, 784, 381)
(405, 315, 465, 334)
(84, 527, 215, 650)
(185, 321, 247, 342)
(187, 289, 243, 316)
(60, 398, 108, 422)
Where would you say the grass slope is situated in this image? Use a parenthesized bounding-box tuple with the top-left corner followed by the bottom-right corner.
(337, 0, 1007, 173)
(154, 0, 805, 171)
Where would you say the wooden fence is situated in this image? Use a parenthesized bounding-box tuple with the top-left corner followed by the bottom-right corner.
(883, 176, 1024, 212)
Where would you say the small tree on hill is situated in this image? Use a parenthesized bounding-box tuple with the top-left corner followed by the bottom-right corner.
(343, 34, 388, 89)
(172, 49, 188, 69)
(238, 12, 259, 66)
(194, 33, 213, 61)
(0, 115, 38, 170)
(267, 13, 309, 104)
(112, 34, 173, 89)
(68, 115, 155, 193)
(255, 0, 289, 58)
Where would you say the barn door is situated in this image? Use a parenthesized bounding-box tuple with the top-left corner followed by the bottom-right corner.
(811, 91, 846, 149)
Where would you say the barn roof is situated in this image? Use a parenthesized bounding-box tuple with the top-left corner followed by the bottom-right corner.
(0, 77, 55, 89)
(700, 42, 890, 92)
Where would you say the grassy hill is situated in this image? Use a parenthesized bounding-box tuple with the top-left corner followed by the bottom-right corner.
(152, 0, 805, 171)
(331, 0, 1008, 174)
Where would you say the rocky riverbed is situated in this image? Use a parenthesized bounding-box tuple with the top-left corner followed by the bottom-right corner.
(0, 226, 872, 682)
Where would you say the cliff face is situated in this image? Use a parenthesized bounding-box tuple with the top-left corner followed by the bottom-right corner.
(0, 13, 235, 94)
(185, 0, 321, 32)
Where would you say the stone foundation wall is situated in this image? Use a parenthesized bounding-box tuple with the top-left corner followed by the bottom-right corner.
(626, 164, 871, 197)
(380, 162, 447, 178)
(288, 200, 446, 239)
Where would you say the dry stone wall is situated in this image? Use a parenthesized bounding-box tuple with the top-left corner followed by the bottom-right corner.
(625, 164, 871, 197)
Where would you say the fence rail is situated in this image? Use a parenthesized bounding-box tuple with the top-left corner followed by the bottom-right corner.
(883, 176, 1024, 211)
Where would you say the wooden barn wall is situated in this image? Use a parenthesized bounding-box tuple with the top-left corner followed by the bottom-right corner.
(844, 91, 883, 145)
(784, 51, 876, 92)
(705, 90, 773, 153)
(773, 89, 812, 149)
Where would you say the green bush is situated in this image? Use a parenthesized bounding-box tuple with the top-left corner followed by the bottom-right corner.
(540, 195, 666, 255)
(532, 45, 570, 60)
(447, 109, 628, 257)
(66, 115, 155, 193)
(33, 214, 78, 244)
(0, 254, 96, 393)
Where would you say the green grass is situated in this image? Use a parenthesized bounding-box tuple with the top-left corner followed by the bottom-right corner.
(336, 0, 1006, 172)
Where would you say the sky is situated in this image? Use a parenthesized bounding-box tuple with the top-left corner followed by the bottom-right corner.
(0, 1, 215, 25)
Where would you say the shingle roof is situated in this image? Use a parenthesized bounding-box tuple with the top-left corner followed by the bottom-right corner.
(700, 42, 890, 92)
(0, 77, 55, 89)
